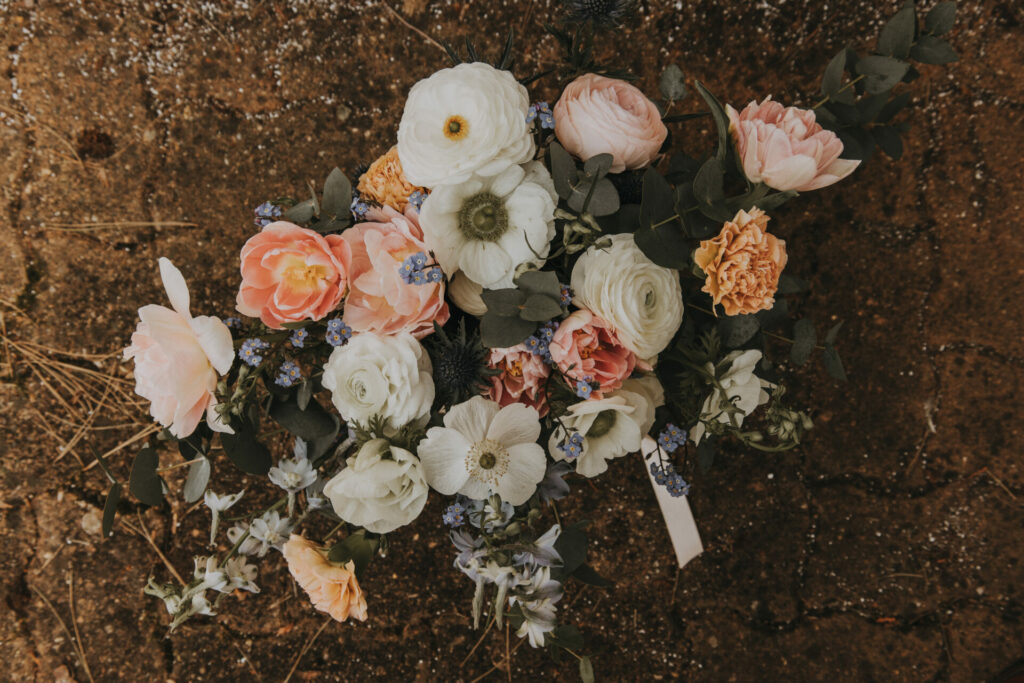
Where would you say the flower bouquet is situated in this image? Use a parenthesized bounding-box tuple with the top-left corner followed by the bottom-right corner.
(113, 0, 960, 677)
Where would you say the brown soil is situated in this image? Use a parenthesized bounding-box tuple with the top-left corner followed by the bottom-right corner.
(2, 1, 1023, 681)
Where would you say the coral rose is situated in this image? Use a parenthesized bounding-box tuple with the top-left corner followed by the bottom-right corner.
(554, 73, 667, 173)
(727, 97, 860, 192)
(486, 344, 551, 416)
(694, 207, 788, 316)
(356, 146, 426, 213)
(124, 258, 234, 439)
(282, 535, 368, 623)
(548, 309, 642, 397)
(341, 206, 449, 338)
(236, 221, 351, 329)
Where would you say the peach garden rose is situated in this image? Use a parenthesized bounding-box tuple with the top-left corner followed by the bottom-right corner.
(341, 206, 449, 338)
(694, 207, 788, 316)
(236, 221, 351, 329)
(548, 309, 641, 397)
(554, 73, 667, 173)
(486, 343, 551, 416)
(282, 535, 368, 623)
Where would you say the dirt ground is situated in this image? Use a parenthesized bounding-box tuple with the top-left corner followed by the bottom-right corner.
(1, 0, 1022, 681)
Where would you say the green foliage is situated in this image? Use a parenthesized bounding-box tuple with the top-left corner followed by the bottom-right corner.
(182, 456, 211, 503)
(823, 322, 848, 381)
(479, 270, 565, 348)
(268, 394, 340, 462)
(790, 319, 817, 366)
(694, 81, 730, 162)
(696, 437, 716, 474)
(102, 482, 121, 538)
(328, 529, 379, 577)
(220, 420, 272, 475)
(129, 447, 164, 507)
(718, 313, 760, 348)
(659, 64, 688, 102)
(282, 167, 353, 234)
(635, 168, 690, 269)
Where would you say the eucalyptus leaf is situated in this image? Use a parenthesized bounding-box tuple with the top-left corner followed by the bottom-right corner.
(910, 35, 958, 64)
(877, 91, 912, 123)
(320, 167, 352, 219)
(791, 319, 817, 366)
(855, 56, 910, 94)
(718, 314, 760, 348)
(328, 531, 378, 576)
(283, 198, 316, 224)
(925, 1, 957, 35)
(269, 396, 336, 443)
(521, 293, 563, 322)
(573, 563, 613, 588)
(778, 273, 809, 295)
(129, 447, 164, 507)
(221, 422, 273, 476)
(549, 143, 578, 200)
(695, 81, 730, 161)
(480, 313, 537, 348)
(639, 167, 676, 229)
(693, 158, 725, 206)
(102, 482, 121, 538)
(821, 48, 848, 97)
(823, 343, 848, 381)
(871, 125, 903, 160)
(553, 523, 588, 576)
(579, 656, 595, 683)
(659, 63, 688, 101)
(297, 379, 313, 411)
(877, 3, 916, 59)
(825, 320, 845, 345)
(182, 455, 211, 503)
(697, 437, 715, 473)
(481, 288, 526, 316)
(583, 153, 614, 180)
(516, 270, 562, 299)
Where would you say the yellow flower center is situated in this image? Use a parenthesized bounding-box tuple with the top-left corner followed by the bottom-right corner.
(500, 359, 523, 378)
(444, 115, 469, 141)
(285, 261, 330, 288)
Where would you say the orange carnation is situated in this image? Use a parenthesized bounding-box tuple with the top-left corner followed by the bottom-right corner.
(356, 146, 425, 213)
(282, 535, 368, 623)
(694, 207, 787, 316)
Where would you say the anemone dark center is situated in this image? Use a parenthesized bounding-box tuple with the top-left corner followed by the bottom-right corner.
(588, 410, 617, 438)
(458, 192, 508, 242)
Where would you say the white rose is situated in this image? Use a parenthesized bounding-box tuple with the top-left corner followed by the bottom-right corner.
(397, 62, 535, 188)
(321, 332, 434, 431)
(691, 349, 772, 443)
(419, 163, 556, 289)
(323, 438, 429, 534)
(570, 233, 684, 360)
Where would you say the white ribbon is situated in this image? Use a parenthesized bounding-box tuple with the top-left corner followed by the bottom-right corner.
(641, 436, 703, 568)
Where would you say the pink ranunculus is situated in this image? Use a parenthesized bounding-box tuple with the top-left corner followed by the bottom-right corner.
(554, 73, 668, 173)
(726, 97, 861, 192)
(548, 309, 643, 397)
(124, 258, 234, 439)
(236, 221, 351, 329)
(486, 344, 551, 417)
(341, 206, 449, 338)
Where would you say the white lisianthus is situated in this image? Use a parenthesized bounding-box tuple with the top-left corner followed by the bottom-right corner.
(417, 396, 546, 506)
(323, 438, 429, 534)
(691, 349, 772, 443)
(397, 62, 535, 188)
(570, 233, 684, 359)
(548, 389, 652, 478)
(419, 163, 556, 289)
(321, 332, 434, 431)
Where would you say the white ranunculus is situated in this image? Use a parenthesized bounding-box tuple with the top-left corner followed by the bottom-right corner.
(321, 332, 434, 431)
(570, 233, 684, 360)
(691, 349, 772, 443)
(417, 396, 546, 505)
(323, 438, 429, 534)
(548, 393, 645, 478)
(397, 62, 535, 188)
(419, 163, 556, 289)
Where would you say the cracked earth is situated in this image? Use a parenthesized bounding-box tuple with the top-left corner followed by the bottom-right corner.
(1, 0, 1022, 681)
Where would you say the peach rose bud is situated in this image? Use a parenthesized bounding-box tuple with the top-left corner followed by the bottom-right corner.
(282, 535, 368, 623)
(236, 221, 352, 329)
(486, 343, 551, 416)
(356, 146, 426, 213)
(694, 207, 788, 316)
(554, 73, 668, 173)
(548, 309, 643, 397)
(341, 206, 449, 339)
(726, 97, 860, 192)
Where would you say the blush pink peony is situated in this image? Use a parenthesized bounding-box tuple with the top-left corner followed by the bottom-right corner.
(282, 535, 368, 623)
(548, 309, 643, 397)
(726, 97, 861, 192)
(341, 206, 449, 338)
(486, 344, 551, 417)
(236, 221, 351, 329)
(554, 73, 668, 173)
(124, 258, 234, 439)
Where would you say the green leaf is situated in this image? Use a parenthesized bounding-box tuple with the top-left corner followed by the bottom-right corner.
(583, 154, 614, 180)
(269, 396, 337, 443)
(221, 423, 273, 476)
(579, 656, 595, 683)
(328, 531, 378, 576)
(551, 625, 585, 651)
(877, 3, 916, 59)
(521, 293, 563, 322)
(320, 167, 352, 220)
(182, 455, 211, 503)
(877, 91, 912, 123)
(639, 167, 676, 228)
(549, 143, 579, 200)
(693, 158, 725, 206)
(177, 430, 207, 460)
(102, 482, 121, 538)
(554, 523, 588, 576)
(910, 35, 958, 64)
(296, 379, 313, 411)
(825, 320, 844, 345)
(480, 313, 537, 348)
(129, 447, 164, 507)
(569, 177, 619, 216)
(718, 314, 760, 348)
(695, 82, 730, 161)
(481, 288, 526, 316)
(573, 563, 613, 588)
(696, 437, 715, 473)
(777, 273, 809, 295)
(823, 343, 847, 381)
(871, 125, 903, 160)
(755, 190, 798, 212)
(821, 48, 849, 97)
(925, 1, 957, 36)
(855, 56, 910, 94)
(790, 319, 817, 366)
(283, 198, 316, 224)
(516, 270, 562, 299)
(659, 63, 688, 101)
(635, 168, 690, 269)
